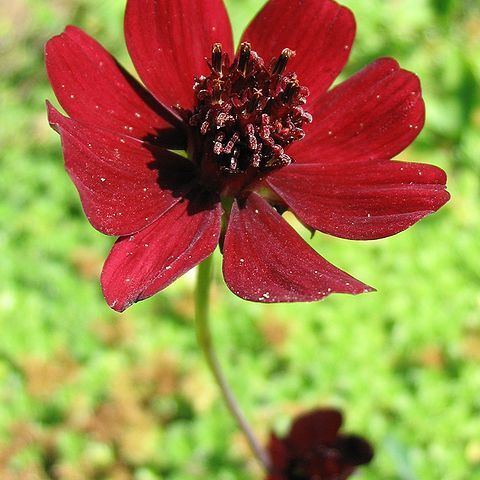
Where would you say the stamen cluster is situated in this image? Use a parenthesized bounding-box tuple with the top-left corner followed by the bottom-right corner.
(181, 43, 312, 176)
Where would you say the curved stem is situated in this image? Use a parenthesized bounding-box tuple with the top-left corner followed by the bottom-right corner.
(194, 255, 271, 472)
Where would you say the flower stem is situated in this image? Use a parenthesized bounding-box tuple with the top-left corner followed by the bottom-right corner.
(194, 255, 271, 472)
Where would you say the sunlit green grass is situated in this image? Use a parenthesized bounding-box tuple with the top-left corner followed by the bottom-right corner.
(1, 0, 480, 478)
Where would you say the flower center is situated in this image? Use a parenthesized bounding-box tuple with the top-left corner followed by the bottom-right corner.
(178, 42, 312, 194)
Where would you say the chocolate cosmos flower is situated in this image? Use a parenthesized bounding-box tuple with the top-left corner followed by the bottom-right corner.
(46, 0, 449, 311)
(267, 408, 374, 480)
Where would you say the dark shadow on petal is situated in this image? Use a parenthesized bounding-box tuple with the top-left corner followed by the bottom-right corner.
(119, 60, 186, 132)
(143, 128, 187, 150)
(143, 143, 220, 217)
(145, 156, 194, 200)
(184, 187, 221, 216)
(335, 434, 375, 466)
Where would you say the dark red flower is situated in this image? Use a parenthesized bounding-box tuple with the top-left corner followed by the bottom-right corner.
(267, 408, 374, 480)
(45, 0, 449, 311)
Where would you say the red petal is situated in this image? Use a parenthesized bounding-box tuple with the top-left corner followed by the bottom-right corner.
(101, 194, 221, 312)
(265, 474, 286, 480)
(45, 26, 183, 145)
(125, 0, 234, 113)
(240, 0, 355, 103)
(48, 103, 194, 236)
(267, 433, 289, 477)
(289, 58, 425, 164)
(222, 193, 371, 303)
(288, 409, 343, 453)
(267, 160, 450, 240)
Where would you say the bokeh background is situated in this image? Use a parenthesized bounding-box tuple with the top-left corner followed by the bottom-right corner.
(1, 0, 480, 478)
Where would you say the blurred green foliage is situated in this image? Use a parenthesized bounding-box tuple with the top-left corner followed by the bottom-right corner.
(1, 0, 480, 479)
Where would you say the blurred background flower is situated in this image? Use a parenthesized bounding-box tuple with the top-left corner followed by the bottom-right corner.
(267, 408, 373, 480)
(0, 0, 479, 479)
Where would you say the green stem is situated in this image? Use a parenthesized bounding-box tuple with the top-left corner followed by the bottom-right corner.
(194, 255, 271, 472)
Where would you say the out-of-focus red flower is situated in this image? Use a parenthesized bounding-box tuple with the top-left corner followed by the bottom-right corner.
(267, 408, 374, 480)
(45, 0, 449, 311)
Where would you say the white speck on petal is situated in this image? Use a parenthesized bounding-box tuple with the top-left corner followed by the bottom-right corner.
(254, 209, 259, 214)
(144, 243, 149, 247)
(100, 177, 106, 182)
(165, 265, 172, 270)
(134, 112, 141, 118)
(70, 94, 75, 99)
